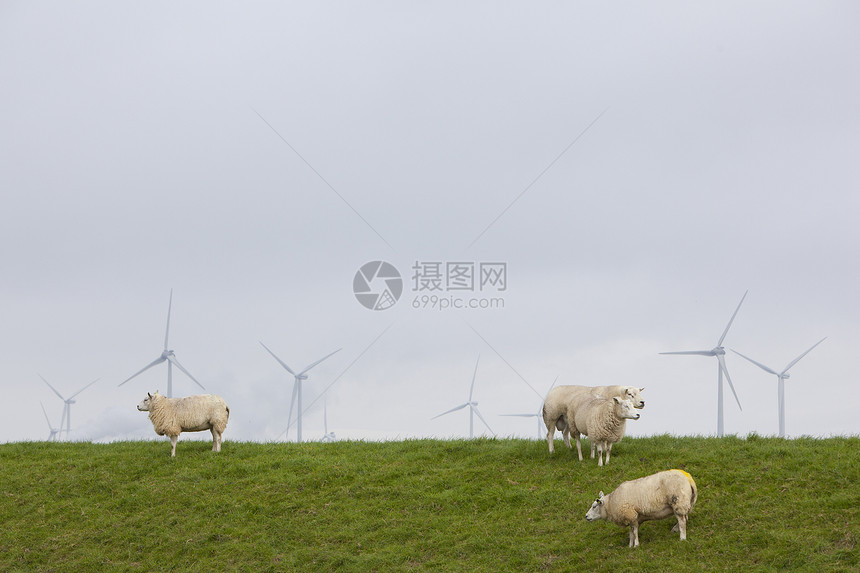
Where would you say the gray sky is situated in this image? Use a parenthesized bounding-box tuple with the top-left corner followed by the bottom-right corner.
(2, 2, 858, 444)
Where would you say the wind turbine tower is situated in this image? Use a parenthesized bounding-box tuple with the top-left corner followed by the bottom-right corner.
(732, 337, 826, 437)
(119, 289, 206, 398)
(39, 375, 100, 441)
(432, 355, 494, 439)
(660, 291, 747, 437)
(260, 342, 341, 443)
(321, 396, 336, 443)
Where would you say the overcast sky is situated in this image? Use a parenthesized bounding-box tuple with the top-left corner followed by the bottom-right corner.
(2, 2, 858, 445)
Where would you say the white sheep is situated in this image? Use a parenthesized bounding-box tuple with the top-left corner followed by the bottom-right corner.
(585, 469, 698, 548)
(569, 396, 640, 465)
(137, 391, 230, 457)
(542, 385, 644, 454)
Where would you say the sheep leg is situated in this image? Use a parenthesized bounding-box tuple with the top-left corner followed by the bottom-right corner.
(605, 442, 612, 465)
(546, 425, 555, 453)
(596, 442, 604, 466)
(563, 425, 571, 449)
(574, 431, 584, 461)
(675, 514, 688, 540)
(590, 442, 595, 459)
(170, 435, 178, 457)
(630, 522, 640, 548)
(211, 428, 221, 452)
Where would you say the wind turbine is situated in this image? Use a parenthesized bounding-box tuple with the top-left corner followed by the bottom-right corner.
(732, 337, 826, 437)
(500, 376, 558, 439)
(432, 355, 494, 439)
(118, 289, 205, 398)
(259, 342, 341, 443)
(321, 396, 336, 443)
(39, 401, 61, 441)
(660, 290, 747, 437)
(39, 374, 100, 441)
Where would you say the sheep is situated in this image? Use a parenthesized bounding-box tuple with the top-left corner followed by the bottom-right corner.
(137, 391, 230, 457)
(585, 469, 698, 548)
(569, 396, 640, 465)
(542, 385, 644, 454)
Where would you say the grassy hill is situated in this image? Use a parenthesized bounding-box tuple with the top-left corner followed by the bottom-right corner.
(1, 435, 857, 572)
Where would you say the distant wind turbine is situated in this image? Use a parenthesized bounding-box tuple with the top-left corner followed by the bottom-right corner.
(432, 355, 494, 439)
(118, 289, 205, 398)
(660, 290, 747, 437)
(39, 374, 100, 441)
(39, 401, 61, 441)
(731, 337, 826, 437)
(500, 376, 558, 439)
(260, 342, 341, 443)
(321, 396, 336, 443)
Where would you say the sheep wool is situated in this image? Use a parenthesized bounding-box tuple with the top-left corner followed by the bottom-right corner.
(542, 385, 645, 454)
(137, 391, 230, 457)
(569, 396, 640, 465)
(586, 469, 698, 548)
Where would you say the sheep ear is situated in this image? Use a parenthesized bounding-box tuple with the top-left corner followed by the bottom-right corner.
(639, 387, 645, 391)
(147, 392, 152, 398)
(598, 491, 605, 499)
(613, 396, 621, 404)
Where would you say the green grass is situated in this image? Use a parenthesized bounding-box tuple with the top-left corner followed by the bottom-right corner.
(1, 435, 857, 572)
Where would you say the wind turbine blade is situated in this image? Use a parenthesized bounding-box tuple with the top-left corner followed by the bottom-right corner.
(730, 350, 778, 376)
(717, 290, 748, 347)
(40, 401, 53, 427)
(782, 337, 827, 374)
(659, 350, 716, 356)
(68, 377, 100, 400)
(468, 355, 480, 401)
(298, 348, 343, 376)
(259, 342, 297, 376)
(432, 403, 469, 419)
(472, 406, 494, 435)
(118, 356, 166, 386)
(548, 376, 558, 392)
(500, 413, 537, 417)
(717, 354, 743, 411)
(164, 288, 173, 351)
(38, 374, 66, 401)
(167, 355, 206, 390)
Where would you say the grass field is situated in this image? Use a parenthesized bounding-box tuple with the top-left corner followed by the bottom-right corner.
(1, 435, 857, 572)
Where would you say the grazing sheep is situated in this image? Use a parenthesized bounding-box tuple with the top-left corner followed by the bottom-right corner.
(137, 391, 230, 457)
(569, 396, 640, 465)
(585, 469, 698, 548)
(542, 385, 645, 454)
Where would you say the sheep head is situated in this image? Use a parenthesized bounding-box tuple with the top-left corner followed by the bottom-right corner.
(623, 386, 646, 409)
(586, 492, 607, 521)
(613, 397, 641, 420)
(137, 391, 162, 412)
